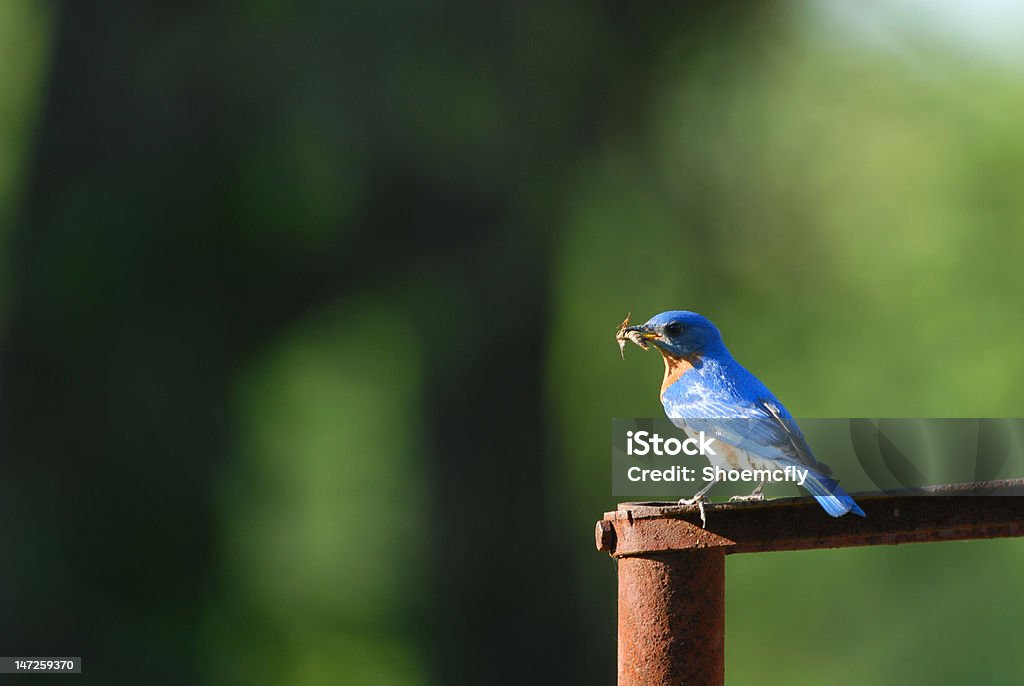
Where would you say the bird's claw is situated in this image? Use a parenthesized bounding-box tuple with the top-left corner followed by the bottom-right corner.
(678, 496, 708, 528)
(730, 483, 766, 503)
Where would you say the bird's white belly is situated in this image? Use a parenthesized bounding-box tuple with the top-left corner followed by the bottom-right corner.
(676, 422, 776, 472)
(704, 441, 776, 472)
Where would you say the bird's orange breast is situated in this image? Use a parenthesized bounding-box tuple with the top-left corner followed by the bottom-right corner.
(659, 351, 701, 398)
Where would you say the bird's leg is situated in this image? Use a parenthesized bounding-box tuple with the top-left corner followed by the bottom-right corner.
(679, 477, 718, 505)
(730, 480, 766, 502)
(678, 477, 719, 528)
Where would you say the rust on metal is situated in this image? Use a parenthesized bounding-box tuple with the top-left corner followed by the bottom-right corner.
(599, 478, 1024, 558)
(618, 551, 724, 686)
(596, 519, 617, 552)
(600, 479, 1024, 685)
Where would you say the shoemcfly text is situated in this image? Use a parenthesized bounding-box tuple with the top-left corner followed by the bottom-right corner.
(627, 465, 810, 486)
(626, 430, 717, 456)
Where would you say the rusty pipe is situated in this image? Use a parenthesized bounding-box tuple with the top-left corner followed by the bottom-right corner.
(618, 550, 724, 686)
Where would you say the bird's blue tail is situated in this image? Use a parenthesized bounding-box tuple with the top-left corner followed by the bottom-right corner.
(803, 471, 866, 518)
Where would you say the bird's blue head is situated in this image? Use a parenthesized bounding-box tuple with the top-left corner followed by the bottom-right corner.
(623, 310, 726, 360)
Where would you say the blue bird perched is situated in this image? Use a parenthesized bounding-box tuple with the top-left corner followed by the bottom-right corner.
(617, 311, 865, 519)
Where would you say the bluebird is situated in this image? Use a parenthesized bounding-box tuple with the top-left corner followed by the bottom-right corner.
(619, 311, 865, 518)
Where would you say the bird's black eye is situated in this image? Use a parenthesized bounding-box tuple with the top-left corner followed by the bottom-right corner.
(664, 322, 682, 337)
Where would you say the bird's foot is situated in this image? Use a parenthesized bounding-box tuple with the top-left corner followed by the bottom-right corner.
(729, 482, 766, 504)
(677, 496, 708, 528)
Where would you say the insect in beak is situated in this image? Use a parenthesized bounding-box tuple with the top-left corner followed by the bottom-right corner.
(615, 313, 659, 359)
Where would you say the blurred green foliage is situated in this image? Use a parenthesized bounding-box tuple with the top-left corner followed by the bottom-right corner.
(209, 303, 427, 685)
(2, 1, 1024, 684)
(0, 0, 52, 327)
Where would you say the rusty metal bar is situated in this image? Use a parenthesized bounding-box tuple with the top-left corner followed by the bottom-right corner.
(618, 551, 724, 686)
(596, 478, 1024, 685)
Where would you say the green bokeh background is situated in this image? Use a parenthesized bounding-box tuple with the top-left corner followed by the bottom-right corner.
(2, 1, 1023, 684)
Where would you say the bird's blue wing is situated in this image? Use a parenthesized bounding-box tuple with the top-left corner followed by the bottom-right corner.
(663, 388, 832, 475)
(657, 355, 862, 516)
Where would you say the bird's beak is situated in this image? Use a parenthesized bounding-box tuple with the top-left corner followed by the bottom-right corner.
(623, 325, 661, 341)
(616, 314, 662, 359)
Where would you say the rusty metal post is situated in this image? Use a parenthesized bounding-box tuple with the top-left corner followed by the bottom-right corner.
(597, 479, 1024, 685)
(617, 550, 724, 686)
